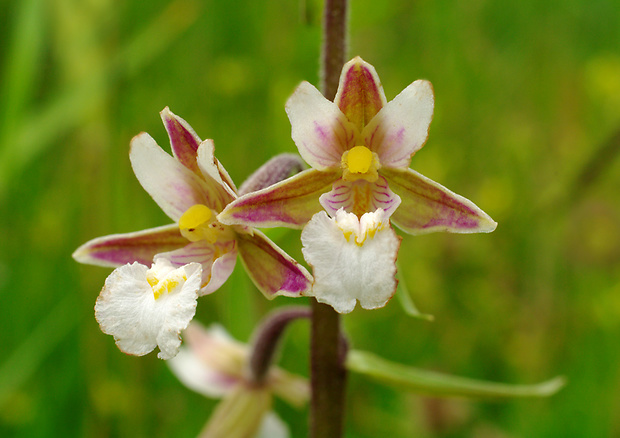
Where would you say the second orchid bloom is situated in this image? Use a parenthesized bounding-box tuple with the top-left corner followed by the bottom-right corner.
(73, 109, 312, 358)
(219, 57, 497, 313)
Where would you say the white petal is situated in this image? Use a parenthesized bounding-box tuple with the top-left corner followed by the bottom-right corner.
(167, 345, 239, 397)
(363, 80, 434, 168)
(129, 133, 214, 221)
(95, 260, 202, 360)
(167, 323, 248, 397)
(285, 81, 357, 170)
(301, 210, 401, 313)
(256, 412, 289, 438)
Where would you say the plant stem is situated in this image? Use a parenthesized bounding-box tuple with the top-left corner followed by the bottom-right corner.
(247, 306, 311, 384)
(320, 0, 348, 101)
(311, 2, 348, 436)
(310, 300, 347, 437)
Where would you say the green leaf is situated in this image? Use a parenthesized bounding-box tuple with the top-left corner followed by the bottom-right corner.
(395, 261, 433, 321)
(346, 350, 566, 399)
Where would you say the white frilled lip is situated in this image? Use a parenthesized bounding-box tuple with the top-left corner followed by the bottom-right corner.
(95, 259, 202, 360)
(301, 209, 401, 314)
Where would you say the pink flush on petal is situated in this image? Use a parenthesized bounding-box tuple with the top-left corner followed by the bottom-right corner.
(335, 57, 386, 132)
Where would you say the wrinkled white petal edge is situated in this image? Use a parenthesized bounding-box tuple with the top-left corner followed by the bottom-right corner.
(95, 259, 202, 360)
(301, 209, 401, 313)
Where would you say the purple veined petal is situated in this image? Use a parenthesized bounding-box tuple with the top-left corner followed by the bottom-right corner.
(319, 175, 402, 219)
(196, 139, 237, 211)
(236, 230, 313, 299)
(285, 81, 357, 170)
(130, 133, 217, 221)
(72, 224, 187, 268)
(364, 80, 434, 169)
(334, 57, 387, 134)
(218, 168, 340, 229)
(156, 239, 238, 296)
(382, 167, 498, 234)
(160, 107, 202, 174)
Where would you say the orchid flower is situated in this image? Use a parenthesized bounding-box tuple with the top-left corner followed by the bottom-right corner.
(95, 259, 202, 360)
(168, 322, 309, 438)
(218, 56, 496, 235)
(218, 57, 496, 313)
(73, 108, 312, 299)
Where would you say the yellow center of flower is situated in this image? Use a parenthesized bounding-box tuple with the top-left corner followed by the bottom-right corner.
(178, 204, 223, 243)
(147, 271, 187, 300)
(347, 146, 373, 173)
(341, 146, 380, 182)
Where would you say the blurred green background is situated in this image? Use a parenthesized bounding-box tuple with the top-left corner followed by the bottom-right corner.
(1, 0, 620, 436)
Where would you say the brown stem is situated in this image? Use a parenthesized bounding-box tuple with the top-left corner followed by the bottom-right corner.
(310, 301, 348, 438)
(310, 1, 348, 436)
(320, 0, 348, 101)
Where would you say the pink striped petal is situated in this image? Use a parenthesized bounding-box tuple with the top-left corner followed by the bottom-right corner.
(236, 230, 312, 298)
(160, 107, 202, 174)
(130, 133, 217, 221)
(334, 57, 387, 133)
(285, 81, 357, 170)
(72, 224, 187, 267)
(364, 80, 434, 168)
(383, 168, 497, 234)
(319, 176, 401, 219)
(218, 169, 339, 229)
(157, 239, 237, 296)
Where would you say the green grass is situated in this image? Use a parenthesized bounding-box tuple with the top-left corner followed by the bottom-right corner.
(1, 0, 620, 436)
